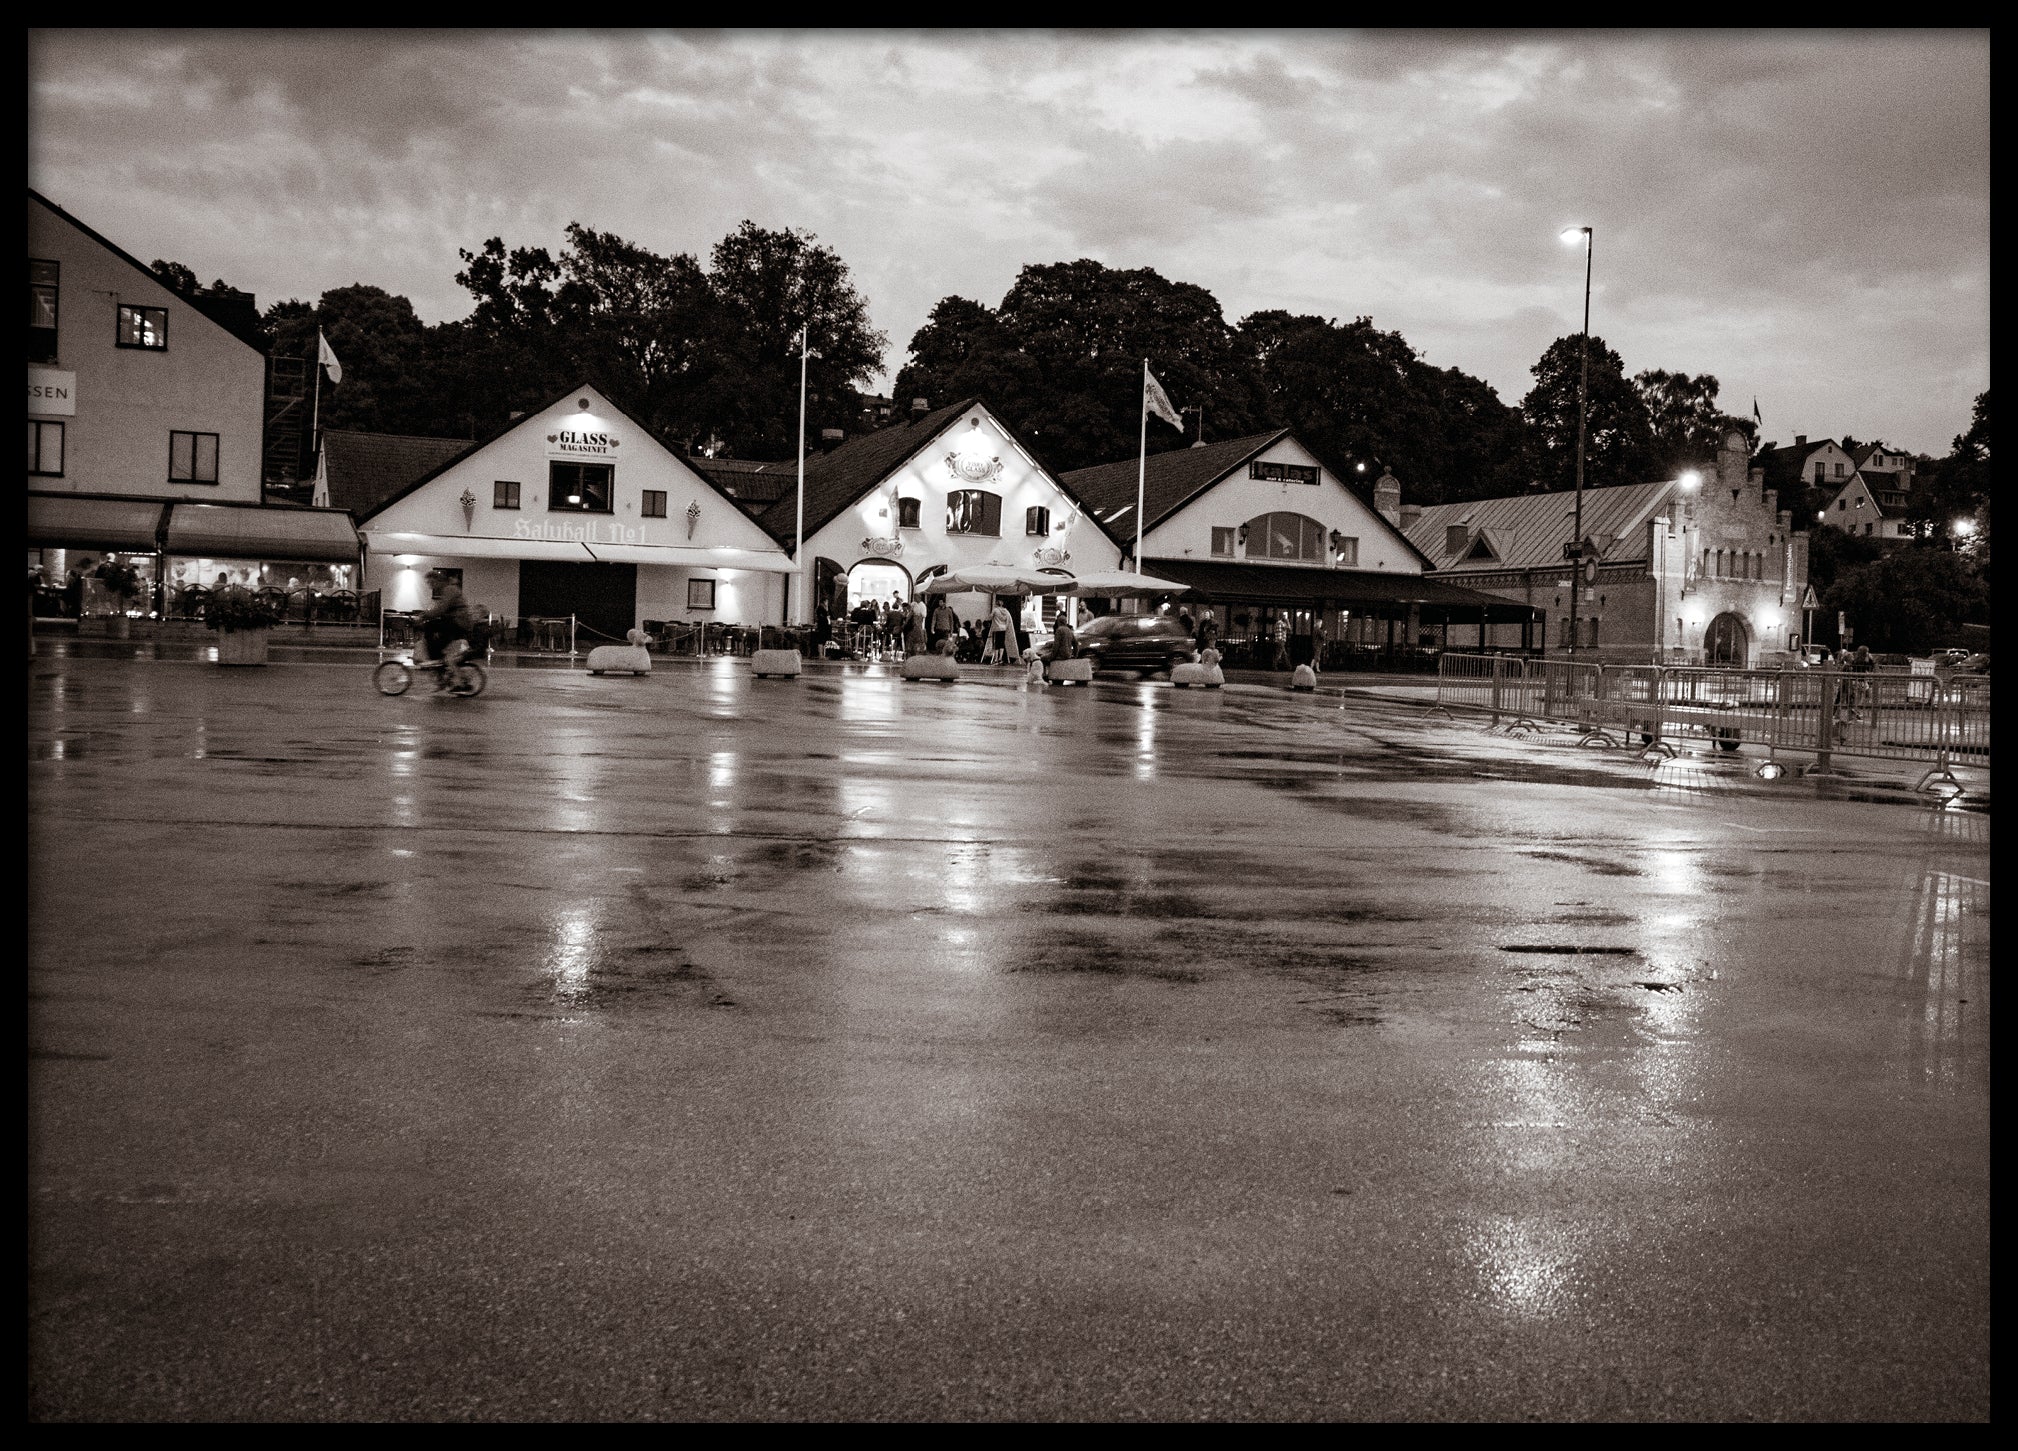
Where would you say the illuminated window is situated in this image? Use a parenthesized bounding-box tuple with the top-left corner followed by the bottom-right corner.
(168, 430, 219, 483)
(493, 480, 520, 509)
(28, 420, 63, 476)
(548, 462, 613, 513)
(116, 304, 168, 350)
(1242, 511, 1326, 562)
(946, 489, 1001, 536)
(641, 489, 668, 519)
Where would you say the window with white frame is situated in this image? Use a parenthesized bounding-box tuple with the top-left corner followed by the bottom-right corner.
(1210, 526, 1236, 557)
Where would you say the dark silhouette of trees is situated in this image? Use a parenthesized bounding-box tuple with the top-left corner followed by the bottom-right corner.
(1633, 368, 1756, 474)
(1521, 334, 1658, 491)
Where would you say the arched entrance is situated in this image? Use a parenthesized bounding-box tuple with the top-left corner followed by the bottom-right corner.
(1704, 611, 1750, 666)
(847, 559, 912, 609)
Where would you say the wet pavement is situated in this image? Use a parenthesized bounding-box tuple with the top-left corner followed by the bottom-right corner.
(27, 649, 1990, 1420)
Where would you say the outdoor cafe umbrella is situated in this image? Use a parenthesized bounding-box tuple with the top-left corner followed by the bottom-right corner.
(929, 563, 1069, 595)
(1054, 568, 1191, 598)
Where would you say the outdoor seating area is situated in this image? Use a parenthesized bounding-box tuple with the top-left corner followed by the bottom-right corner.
(167, 585, 365, 625)
(639, 620, 762, 657)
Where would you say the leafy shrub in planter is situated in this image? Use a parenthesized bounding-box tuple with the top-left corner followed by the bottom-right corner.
(207, 590, 284, 633)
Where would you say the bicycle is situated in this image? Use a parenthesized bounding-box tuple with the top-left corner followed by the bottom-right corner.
(374, 641, 487, 698)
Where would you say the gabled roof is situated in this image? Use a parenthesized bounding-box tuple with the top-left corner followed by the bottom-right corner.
(1058, 430, 1288, 534)
(1404, 479, 1677, 572)
(746, 399, 1124, 555)
(321, 430, 475, 516)
(693, 457, 799, 506)
(752, 399, 978, 543)
(1828, 475, 1887, 517)
(28, 188, 269, 353)
(353, 382, 764, 528)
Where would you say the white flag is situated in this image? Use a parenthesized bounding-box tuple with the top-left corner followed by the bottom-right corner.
(317, 328, 342, 386)
(1144, 366, 1182, 430)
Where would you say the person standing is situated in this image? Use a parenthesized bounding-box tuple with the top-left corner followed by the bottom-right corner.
(1271, 610, 1291, 671)
(906, 599, 927, 657)
(1196, 606, 1219, 657)
(985, 599, 1012, 665)
(62, 566, 85, 620)
(929, 596, 957, 653)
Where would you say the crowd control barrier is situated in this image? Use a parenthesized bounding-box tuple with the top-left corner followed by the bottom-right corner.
(1431, 654, 1989, 792)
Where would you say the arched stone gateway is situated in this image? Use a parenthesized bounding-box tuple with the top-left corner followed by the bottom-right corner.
(1705, 611, 1751, 666)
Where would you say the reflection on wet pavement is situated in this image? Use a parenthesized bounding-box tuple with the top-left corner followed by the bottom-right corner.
(26, 654, 1990, 1420)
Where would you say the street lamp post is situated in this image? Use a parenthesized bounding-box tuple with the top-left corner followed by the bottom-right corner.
(1561, 226, 1592, 657)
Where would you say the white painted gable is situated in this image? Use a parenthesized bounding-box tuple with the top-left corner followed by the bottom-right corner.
(362, 385, 781, 554)
(801, 403, 1124, 580)
(1145, 436, 1424, 575)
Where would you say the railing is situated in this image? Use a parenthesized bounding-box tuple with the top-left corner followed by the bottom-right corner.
(1433, 653, 1989, 785)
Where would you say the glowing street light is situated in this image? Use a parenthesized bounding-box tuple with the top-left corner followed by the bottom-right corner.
(1561, 225, 1593, 656)
(1678, 469, 1702, 492)
(1953, 518, 1978, 539)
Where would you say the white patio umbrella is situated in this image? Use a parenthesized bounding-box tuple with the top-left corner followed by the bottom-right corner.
(929, 563, 1069, 594)
(1054, 568, 1191, 598)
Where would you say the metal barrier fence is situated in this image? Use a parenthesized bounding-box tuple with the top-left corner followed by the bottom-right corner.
(1433, 653, 1989, 789)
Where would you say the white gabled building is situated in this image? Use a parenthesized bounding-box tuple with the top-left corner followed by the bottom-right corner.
(706, 398, 1126, 624)
(1058, 430, 1517, 667)
(355, 385, 793, 644)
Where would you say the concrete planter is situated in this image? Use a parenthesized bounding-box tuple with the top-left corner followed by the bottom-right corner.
(215, 627, 270, 666)
(102, 615, 132, 640)
(751, 648, 802, 679)
(587, 643, 652, 675)
(1046, 657, 1094, 685)
(901, 654, 961, 682)
(1171, 662, 1224, 688)
(1289, 664, 1318, 691)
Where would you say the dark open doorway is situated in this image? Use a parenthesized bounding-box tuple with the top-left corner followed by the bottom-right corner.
(519, 560, 636, 644)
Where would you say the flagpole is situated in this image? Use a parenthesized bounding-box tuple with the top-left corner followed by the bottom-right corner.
(311, 332, 322, 480)
(795, 326, 808, 624)
(1136, 360, 1147, 576)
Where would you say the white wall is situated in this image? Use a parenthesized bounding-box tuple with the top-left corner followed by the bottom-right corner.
(27, 197, 266, 503)
(1144, 437, 1424, 575)
(362, 385, 791, 628)
(798, 405, 1124, 622)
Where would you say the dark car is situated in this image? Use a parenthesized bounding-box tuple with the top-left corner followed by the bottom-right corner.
(1036, 612, 1196, 675)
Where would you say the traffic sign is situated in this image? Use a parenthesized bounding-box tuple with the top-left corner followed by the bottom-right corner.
(1802, 584, 1819, 610)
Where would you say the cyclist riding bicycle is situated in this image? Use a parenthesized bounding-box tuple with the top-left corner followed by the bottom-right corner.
(419, 569, 473, 688)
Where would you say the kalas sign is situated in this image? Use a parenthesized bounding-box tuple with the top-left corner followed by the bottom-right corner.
(546, 427, 620, 458)
(512, 518, 642, 545)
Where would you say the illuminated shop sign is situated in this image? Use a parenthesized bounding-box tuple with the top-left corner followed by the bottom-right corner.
(511, 517, 642, 545)
(1250, 460, 1318, 485)
(545, 425, 620, 459)
(28, 367, 76, 416)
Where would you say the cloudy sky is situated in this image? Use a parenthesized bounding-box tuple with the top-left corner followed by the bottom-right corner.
(29, 29, 1989, 457)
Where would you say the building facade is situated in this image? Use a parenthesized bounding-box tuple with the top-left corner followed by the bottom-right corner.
(27, 189, 360, 618)
(1060, 432, 1523, 668)
(355, 385, 793, 642)
(723, 399, 1125, 627)
(1402, 431, 1810, 666)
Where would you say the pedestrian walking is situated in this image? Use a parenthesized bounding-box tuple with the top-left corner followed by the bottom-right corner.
(1271, 611, 1291, 671)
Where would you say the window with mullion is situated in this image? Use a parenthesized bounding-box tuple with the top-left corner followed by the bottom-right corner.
(117, 304, 168, 350)
(169, 430, 219, 484)
(29, 259, 59, 363)
(946, 489, 1001, 536)
(29, 419, 64, 476)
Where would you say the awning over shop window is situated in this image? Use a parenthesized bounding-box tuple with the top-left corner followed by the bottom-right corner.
(582, 542, 795, 573)
(363, 531, 595, 562)
(27, 495, 170, 551)
(1144, 558, 1533, 613)
(166, 503, 361, 563)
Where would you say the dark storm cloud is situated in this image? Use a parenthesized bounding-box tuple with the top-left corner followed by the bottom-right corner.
(27, 29, 1987, 453)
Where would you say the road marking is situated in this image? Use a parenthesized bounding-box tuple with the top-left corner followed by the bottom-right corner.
(1724, 823, 1806, 832)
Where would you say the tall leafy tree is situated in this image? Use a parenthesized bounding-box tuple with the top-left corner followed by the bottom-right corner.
(1907, 390, 1989, 561)
(1521, 335, 1657, 490)
(1633, 368, 1756, 473)
(1824, 544, 1989, 652)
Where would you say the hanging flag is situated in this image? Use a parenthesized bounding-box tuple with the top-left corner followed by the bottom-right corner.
(1752, 396, 1762, 425)
(1143, 366, 1183, 430)
(317, 328, 343, 386)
